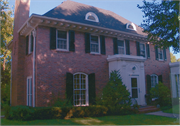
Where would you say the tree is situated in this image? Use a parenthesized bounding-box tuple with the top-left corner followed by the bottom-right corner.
(0, 0, 13, 107)
(137, 0, 179, 52)
(177, 58, 180, 62)
(170, 52, 177, 63)
(0, 0, 13, 71)
(100, 70, 131, 107)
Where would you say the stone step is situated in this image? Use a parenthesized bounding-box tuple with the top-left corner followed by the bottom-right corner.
(138, 106, 160, 113)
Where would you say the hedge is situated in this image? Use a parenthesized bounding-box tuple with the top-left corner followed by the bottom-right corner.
(4, 105, 108, 121)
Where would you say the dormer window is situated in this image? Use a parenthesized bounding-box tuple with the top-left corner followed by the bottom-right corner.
(126, 22, 136, 31)
(85, 12, 99, 22)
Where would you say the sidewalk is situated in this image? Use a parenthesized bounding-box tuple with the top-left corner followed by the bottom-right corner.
(146, 111, 179, 118)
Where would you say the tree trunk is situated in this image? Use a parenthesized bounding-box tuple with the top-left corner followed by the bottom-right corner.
(3, 57, 6, 71)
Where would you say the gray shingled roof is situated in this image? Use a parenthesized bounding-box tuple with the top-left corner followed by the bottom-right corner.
(43, 0, 146, 36)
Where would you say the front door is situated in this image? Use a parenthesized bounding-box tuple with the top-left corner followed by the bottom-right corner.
(130, 76, 140, 104)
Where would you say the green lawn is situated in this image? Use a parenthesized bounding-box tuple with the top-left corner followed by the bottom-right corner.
(1, 114, 179, 125)
(163, 105, 179, 114)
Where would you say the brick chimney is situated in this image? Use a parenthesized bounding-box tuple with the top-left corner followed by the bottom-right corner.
(11, 0, 30, 106)
(13, 0, 30, 42)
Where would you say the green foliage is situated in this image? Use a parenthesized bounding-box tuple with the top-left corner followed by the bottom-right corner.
(138, 1, 179, 52)
(99, 70, 131, 107)
(177, 58, 180, 62)
(4, 105, 108, 121)
(170, 52, 177, 63)
(150, 82, 171, 107)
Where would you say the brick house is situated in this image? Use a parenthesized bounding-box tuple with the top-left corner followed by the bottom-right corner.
(10, 0, 170, 107)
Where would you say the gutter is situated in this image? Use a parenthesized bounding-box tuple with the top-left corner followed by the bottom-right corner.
(18, 14, 147, 39)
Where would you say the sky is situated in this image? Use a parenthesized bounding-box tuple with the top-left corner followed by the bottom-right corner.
(8, 0, 180, 59)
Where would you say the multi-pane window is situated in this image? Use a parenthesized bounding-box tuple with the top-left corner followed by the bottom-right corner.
(90, 35, 99, 53)
(27, 77, 32, 106)
(73, 73, 88, 106)
(151, 74, 158, 87)
(140, 43, 145, 57)
(117, 40, 125, 54)
(158, 48, 163, 60)
(57, 30, 67, 50)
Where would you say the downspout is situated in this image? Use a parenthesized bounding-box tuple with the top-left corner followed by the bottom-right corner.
(32, 29, 36, 107)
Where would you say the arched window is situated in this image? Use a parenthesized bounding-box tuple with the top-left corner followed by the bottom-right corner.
(126, 22, 136, 31)
(85, 12, 99, 22)
(150, 74, 158, 87)
(73, 73, 89, 106)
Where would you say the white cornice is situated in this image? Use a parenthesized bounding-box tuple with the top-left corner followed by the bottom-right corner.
(18, 15, 148, 41)
(107, 54, 146, 62)
(169, 62, 180, 68)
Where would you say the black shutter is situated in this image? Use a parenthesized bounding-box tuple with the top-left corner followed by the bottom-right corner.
(100, 35, 106, 55)
(26, 36, 29, 55)
(136, 41, 140, 56)
(163, 48, 167, 61)
(31, 33, 33, 52)
(158, 75, 163, 83)
(146, 43, 150, 58)
(50, 27, 56, 49)
(125, 40, 130, 55)
(113, 38, 118, 54)
(69, 30, 75, 52)
(146, 75, 151, 94)
(88, 73, 96, 105)
(66, 72, 73, 104)
(85, 33, 90, 53)
(155, 45, 158, 60)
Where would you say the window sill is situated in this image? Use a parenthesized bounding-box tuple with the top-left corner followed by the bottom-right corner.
(55, 49, 70, 53)
(90, 52, 101, 55)
(158, 59, 164, 62)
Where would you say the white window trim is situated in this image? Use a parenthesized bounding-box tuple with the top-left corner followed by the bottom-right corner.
(139, 42, 146, 58)
(150, 74, 158, 88)
(158, 48, 164, 61)
(56, 30, 69, 51)
(90, 35, 100, 54)
(85, 12, 99, 22)
(117, 39, 126, 55)
(28, 32, 33, 54)
(27, 76, 32, 106)
(126, 22, 136, 31)
(73, 72, 89, 106)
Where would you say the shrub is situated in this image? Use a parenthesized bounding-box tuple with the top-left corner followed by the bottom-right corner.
(4, 105, 108, 120)
(98, 70, 131, 107)
(150, 82, 171, 107)
(107, 105, 135, 115)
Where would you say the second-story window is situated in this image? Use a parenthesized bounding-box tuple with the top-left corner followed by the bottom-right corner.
(56, 30, 68, 50)
(158, 48, 163, 60)
(117, 40, 125, 54)
(26, 32, 33, 55)
(140, 43, 145, 57)
(90, 35, 100, 54)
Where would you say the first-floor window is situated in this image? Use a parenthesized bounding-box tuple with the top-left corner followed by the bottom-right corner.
(90, 35, 99, 53)
(151, 74, 158, 88)
(73, 73, 88, 106)
(27, 77, 32, 106)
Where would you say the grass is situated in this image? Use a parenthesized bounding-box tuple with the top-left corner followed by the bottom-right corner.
(1, 114, 179, 125)
(163, 105, 179, 114)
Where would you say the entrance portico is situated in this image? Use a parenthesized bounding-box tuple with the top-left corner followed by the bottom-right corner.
(107, 54, 147, 106)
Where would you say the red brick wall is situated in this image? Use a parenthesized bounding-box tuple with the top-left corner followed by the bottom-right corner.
(35, 26, 113, 106)
(34, 26, 170, 106)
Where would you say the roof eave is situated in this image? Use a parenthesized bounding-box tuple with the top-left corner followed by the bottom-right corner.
(18, 15, 148, 41)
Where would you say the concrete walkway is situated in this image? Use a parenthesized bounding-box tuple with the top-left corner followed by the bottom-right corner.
(146, 111, 179, 118)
